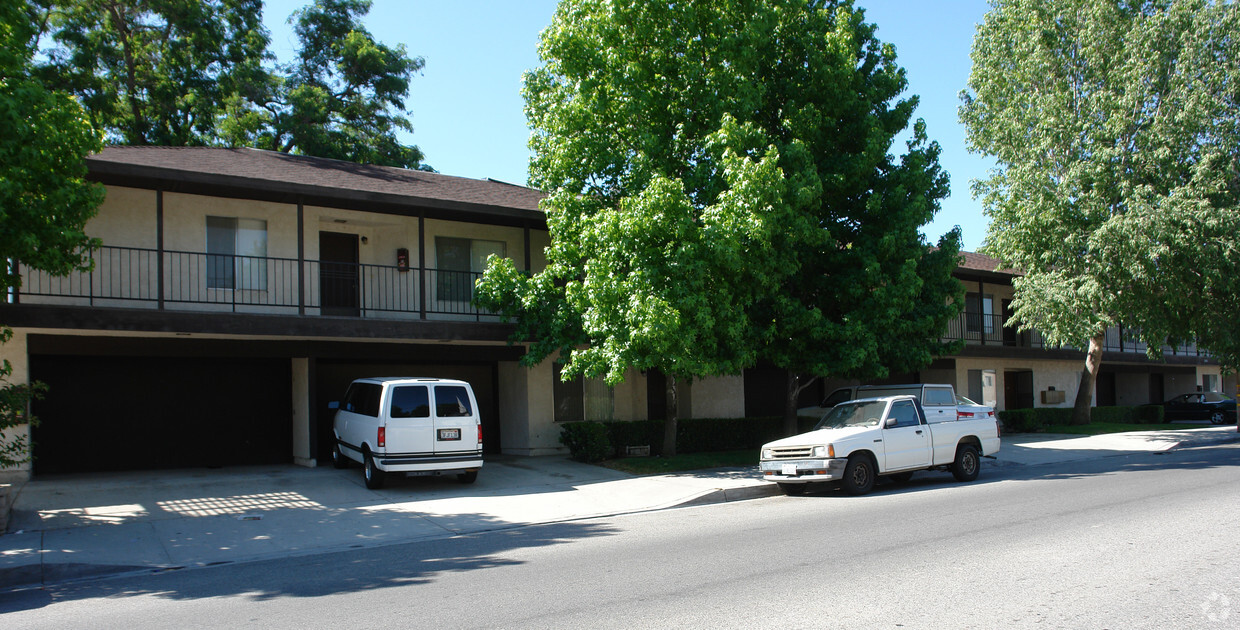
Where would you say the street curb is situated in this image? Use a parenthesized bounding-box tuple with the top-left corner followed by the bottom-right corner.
(676, 482, 783, 507)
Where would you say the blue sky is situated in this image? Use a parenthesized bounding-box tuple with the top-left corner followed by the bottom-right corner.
(262, 0, 995, 252)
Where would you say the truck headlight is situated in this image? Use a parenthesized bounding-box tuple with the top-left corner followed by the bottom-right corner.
(811, 445, 835, 458)
(762, 448, 773, 459)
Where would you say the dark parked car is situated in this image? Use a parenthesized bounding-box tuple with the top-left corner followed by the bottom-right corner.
(1159, 392, 1237, 424)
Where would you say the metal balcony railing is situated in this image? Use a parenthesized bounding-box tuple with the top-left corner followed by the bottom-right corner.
(15, 245, 496, 321)
(942, 311, 1209, 357)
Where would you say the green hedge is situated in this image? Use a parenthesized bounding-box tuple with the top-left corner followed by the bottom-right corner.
(559, 415, 821, 460)
(997, 405, 1165, 432)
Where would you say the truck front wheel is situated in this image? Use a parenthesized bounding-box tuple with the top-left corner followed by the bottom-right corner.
(842, 455, 876, 496)
(952, 444, 980, 482)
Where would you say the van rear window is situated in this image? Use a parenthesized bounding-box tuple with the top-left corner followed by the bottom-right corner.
(435, 386, 473, 417)
(390, 386, 430, 418)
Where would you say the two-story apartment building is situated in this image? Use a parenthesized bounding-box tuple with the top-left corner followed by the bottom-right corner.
(1, 147, 1224, 479)
(0, 146, 680, 477)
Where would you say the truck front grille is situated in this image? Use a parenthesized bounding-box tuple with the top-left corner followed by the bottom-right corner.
(769, 446, 814, 459)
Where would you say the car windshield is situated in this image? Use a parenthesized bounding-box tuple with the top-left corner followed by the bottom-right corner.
(814, 400, 887, 430)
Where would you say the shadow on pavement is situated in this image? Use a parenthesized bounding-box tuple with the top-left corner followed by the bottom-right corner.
(0, 516, 619, 612)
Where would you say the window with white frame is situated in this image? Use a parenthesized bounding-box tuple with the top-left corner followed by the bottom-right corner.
(207, 217, 267, 290)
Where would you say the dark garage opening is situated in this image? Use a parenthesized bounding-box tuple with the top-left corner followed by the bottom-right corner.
(30, 355, 292, 474)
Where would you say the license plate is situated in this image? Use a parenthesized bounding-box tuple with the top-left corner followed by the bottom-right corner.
(438, 428, 461, 441)
(781, 463, 798, 476)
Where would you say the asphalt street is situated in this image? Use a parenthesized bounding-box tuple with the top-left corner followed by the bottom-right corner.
(3, 440, 1238, 629)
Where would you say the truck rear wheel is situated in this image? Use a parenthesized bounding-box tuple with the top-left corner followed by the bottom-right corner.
(952, 444, 980, 482)
(842, 455, 876, 496)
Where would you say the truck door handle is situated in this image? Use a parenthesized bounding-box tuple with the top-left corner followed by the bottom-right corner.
(916, 430, 924, 435)
(873, 439, 882, 443)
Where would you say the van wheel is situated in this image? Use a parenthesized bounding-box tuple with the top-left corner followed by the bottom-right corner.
(332, 442, 350, 469)
(457, 471, 478, 484)
(364, 451, 386, 489)
(952, 444, 981, 482)
(842, 455, 876, 496)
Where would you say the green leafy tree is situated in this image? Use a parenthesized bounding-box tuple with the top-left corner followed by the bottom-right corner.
(225, 0, 430, 169)
(1, 1, 104, 467)
(961, 0, 1240, 424)
(32, 0, 271, 146)
(477, 0, 962, 453)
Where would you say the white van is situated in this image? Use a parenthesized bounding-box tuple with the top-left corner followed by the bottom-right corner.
(331, 377, 483, 489)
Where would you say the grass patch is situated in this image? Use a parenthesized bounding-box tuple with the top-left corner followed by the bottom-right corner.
(1039, 422, 1201, 435)
(598, 449, 758, 475)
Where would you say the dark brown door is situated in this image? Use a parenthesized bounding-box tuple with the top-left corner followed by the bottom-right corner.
(320, 232, 359, 316)
(1004, 370, 1035, 409)
(1149, 373, 1165, 404)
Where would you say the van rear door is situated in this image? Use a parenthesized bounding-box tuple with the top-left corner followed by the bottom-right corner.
(384, 384, 434, 455)
(431, 384, 481, 454)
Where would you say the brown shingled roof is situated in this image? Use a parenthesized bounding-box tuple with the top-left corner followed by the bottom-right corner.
(958, 250, 1022, 276)
(87, 146, 545, 214)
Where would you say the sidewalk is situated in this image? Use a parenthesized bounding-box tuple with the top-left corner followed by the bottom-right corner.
(2, 425, 1236, 590)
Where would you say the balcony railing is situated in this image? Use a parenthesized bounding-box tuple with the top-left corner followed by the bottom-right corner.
(15, 245, 496, 321)
(942, 311, 1209, 357)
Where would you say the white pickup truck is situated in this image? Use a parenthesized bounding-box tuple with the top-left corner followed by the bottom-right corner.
(760, 395, 1000, 496)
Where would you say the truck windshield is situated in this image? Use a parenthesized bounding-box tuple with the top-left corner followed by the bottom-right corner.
(814, 401, 887, 430)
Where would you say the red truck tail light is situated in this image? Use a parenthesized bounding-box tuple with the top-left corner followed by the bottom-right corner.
(377, 427, 386, 447)
(958, 411, 974, 419)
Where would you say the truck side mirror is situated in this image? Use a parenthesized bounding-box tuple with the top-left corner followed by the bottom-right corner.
(885, 417, 897, 428)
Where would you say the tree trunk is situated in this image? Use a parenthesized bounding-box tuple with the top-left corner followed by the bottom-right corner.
(662, 373, 679, 458)
(783, 372, 818, 436)
(1071, 332, 1106, 425)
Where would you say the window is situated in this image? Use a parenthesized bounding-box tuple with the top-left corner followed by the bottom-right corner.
(434, 385, 473, 417)
(207, 217, 267, 290)
(389, 386, 430, 418)
(553, 364, 614, 422)
(436, 237, 506, 302)
(1203, 374, 1219, 393)
(923, 387, 955, 406)
(887, 400, 921, 428)
(341, 382, 382, 418)
(965, 292, 994, 334)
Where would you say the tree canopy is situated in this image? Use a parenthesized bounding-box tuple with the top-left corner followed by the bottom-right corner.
(32, 0, 430, 168)
(1, 0, 104, 466)
(477, 0, 962, 451)
(961, 0, 1240, 422)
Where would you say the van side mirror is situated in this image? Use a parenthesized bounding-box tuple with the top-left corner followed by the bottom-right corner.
(327, 401, 339, 410)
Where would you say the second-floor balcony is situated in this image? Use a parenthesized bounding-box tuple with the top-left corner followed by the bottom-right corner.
(942, 311, 1209, 358)
(15, 245, 499, 321)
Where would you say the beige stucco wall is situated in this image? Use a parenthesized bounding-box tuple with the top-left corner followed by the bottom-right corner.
(89, 185, 159, 248)
(690, 375, 745, 418)
(954, 357, 1086, 411)
(290, 358, 314, 467)
(0, 330, 32, 481)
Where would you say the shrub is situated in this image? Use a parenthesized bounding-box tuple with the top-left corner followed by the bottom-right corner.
(997, 408, 1039, 433)
(559, 421, 613, 462)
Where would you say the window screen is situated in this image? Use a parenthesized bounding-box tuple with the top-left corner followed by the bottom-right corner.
(389, 386, 430, 418)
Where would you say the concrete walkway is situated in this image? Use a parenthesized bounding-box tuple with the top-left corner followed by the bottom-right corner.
(2, 425, 1236, 590)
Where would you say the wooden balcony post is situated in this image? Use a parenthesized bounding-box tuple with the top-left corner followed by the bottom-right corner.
(157, 189, 165, 310)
